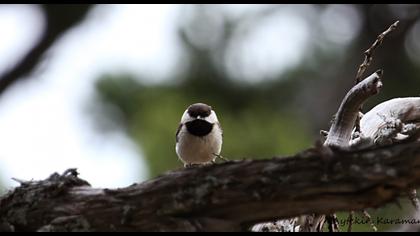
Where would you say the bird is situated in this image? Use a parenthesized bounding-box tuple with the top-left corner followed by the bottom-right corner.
(175, 103, 223, 167)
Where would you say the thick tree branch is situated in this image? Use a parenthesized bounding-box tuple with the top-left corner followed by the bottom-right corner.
(1, 139, 420, 232)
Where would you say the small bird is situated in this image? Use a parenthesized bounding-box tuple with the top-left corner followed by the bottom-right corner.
(175, 103, 223, 167)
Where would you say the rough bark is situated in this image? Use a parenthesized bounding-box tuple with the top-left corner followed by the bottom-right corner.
(1, 139, 420, 232)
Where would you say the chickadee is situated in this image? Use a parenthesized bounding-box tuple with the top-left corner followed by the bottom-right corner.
(175, 103, 223, 167)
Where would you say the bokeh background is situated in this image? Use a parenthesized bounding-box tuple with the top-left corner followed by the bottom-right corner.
(0, 4, 419, 232)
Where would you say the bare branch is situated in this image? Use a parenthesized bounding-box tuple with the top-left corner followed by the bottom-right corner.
(10, 178, 30, 186)
(2, 140, 420, 231)
(408, 189, 420, 210)
(354, 20, 399, 133)
(347, 211, 354, 232)
(362, 210, 378, 232)
(324, 71, 383, 149)
(355, 20, 399, 84)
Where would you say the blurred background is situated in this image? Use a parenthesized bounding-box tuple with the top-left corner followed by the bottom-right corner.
(0, 4, 419, 231)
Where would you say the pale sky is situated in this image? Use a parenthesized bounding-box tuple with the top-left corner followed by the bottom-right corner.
(0, 4, 184, 189)
(0, 4, 360, 191)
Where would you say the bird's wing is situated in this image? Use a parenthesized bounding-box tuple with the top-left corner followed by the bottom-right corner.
(176, 123, 183, 142)
(217, 122, 223, 137)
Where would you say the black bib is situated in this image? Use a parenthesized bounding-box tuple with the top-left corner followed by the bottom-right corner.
(185, 120, 213, 137)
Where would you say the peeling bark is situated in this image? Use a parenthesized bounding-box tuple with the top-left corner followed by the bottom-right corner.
(360, 97, 420, 139)
(324, 71, 383, 149)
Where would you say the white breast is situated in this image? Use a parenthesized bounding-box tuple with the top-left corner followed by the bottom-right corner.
(176, 123, 222, 165)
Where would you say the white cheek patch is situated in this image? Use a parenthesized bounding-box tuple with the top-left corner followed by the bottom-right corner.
(204, 110, 219, 124)
(180, 109, 194, 123)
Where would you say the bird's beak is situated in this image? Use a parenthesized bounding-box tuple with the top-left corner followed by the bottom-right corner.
(197, 115, 202, 120)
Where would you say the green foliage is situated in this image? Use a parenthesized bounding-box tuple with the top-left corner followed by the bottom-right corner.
(95, 75, 313, 177)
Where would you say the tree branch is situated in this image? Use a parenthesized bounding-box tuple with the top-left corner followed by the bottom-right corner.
(355, 21, 399, 84)
(1, 139, 420, 231)
(354, 20, 399, 133)
(324, 70, 383, 149)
